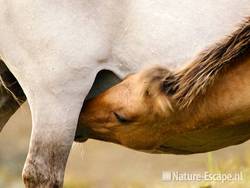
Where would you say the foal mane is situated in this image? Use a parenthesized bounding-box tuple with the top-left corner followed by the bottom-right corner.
(166, 17, 250, 109)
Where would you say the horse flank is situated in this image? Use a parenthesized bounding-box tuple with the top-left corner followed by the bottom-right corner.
(166, 17, 250, 108)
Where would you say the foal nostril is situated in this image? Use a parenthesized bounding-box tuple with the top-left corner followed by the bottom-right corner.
(74, 134, 88, 142)
(74, 126, 90, 142)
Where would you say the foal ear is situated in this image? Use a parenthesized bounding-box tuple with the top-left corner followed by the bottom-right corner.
(139, 66, 178, 97)
(162, 74, 179, 96)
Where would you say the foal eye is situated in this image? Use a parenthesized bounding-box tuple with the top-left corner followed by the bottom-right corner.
(113, 112, 131, 124)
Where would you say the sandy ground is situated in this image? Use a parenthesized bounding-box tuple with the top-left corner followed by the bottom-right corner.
(0, 103, 250, 188)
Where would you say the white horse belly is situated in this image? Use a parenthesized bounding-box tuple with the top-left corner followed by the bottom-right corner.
(0, 0, 124, 101)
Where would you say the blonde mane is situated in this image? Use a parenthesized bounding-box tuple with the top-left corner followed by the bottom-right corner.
(165, 17, 250, 108)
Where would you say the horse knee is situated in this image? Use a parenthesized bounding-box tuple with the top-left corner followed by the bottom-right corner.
(22, 172, 61, 188)
(22, 156, 62, 188)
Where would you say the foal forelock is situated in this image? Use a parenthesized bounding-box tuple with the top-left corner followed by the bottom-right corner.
(166, 17, 250, 108)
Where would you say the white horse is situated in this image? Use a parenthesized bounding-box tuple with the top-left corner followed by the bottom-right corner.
(0, 0, 249, 187)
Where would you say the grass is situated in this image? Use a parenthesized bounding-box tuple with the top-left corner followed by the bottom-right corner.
(1, 148, 250, 188)
(1, 106, 250, 188)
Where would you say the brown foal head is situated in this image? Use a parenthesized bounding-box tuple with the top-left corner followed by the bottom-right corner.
(75, 67, 176, 152)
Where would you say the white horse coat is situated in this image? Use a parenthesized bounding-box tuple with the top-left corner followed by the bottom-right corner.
(0, 0, 249, 187)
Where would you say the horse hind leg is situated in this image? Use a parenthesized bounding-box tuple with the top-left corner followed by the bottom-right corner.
(0, 60, 26, 132)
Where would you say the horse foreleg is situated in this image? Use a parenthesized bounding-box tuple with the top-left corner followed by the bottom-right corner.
(0, 61, 26, 132)
(21, 88, 84, 188)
